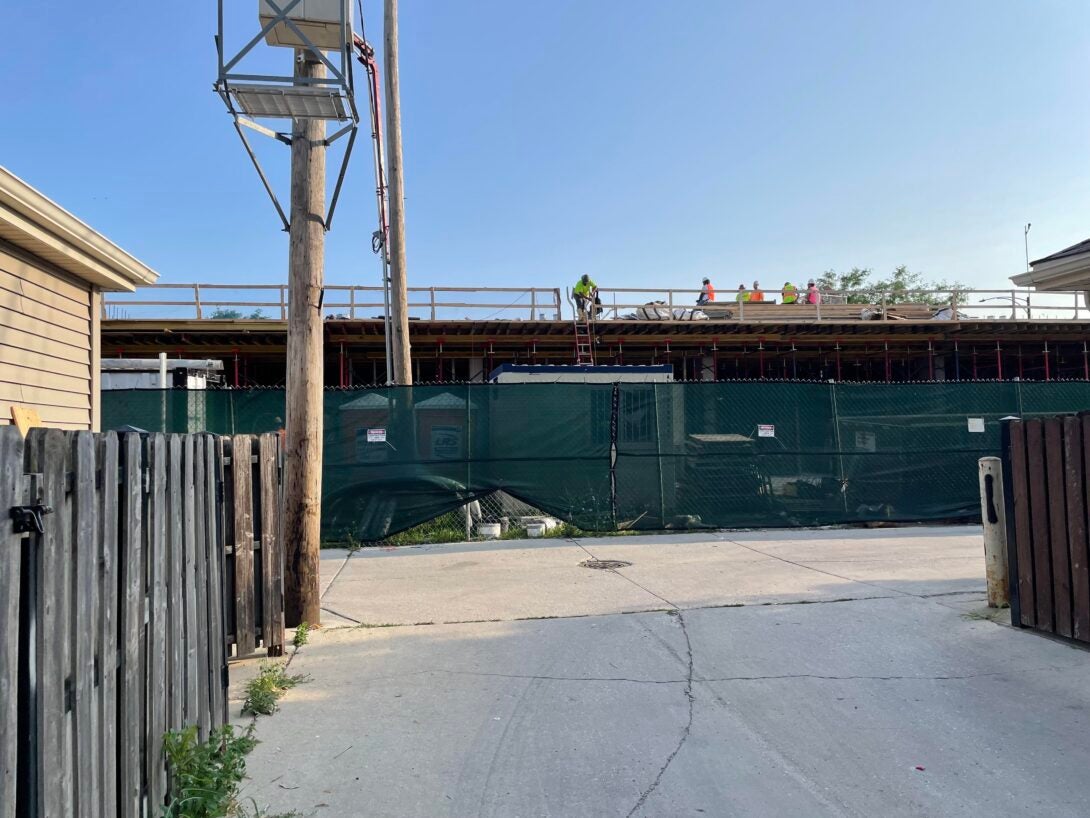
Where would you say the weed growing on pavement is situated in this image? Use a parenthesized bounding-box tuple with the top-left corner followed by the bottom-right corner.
(241, 662, 309, 717)
(162, 724, 256, 818)
(292, 622, 310, 648)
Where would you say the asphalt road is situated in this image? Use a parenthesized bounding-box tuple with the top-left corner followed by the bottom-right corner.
(236, 527, 1090, 817)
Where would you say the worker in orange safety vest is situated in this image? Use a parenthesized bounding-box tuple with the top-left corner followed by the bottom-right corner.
(697, 277, 715, 306)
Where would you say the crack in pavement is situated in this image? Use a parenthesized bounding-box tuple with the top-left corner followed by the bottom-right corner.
(321, 606, 363, 624)
(695, 666, 1070, 683)
(570, 538, 697, 818)
(626, 609, 694, 818)
(321, 551, 356, 599)
(429, 668, 686, 685)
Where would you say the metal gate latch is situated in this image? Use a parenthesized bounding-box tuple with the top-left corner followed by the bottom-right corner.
(10, 504, 53, 535)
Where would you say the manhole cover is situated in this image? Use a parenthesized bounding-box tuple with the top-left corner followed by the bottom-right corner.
(580, 559, 632, 570)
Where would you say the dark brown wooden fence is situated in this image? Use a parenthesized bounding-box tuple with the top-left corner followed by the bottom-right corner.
(1003, 413, 1090, 642)
(0, 427, 283, 818)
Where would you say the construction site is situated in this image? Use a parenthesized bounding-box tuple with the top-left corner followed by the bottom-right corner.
(4, 2, 1090, 817)
(102, 279, 1090, 384)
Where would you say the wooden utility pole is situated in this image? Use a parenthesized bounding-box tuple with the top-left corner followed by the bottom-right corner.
(283, 50, 326, 628)
(384, 0, 412, 384)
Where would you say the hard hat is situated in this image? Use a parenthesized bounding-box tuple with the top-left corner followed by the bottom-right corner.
(702, 277, 710, 284)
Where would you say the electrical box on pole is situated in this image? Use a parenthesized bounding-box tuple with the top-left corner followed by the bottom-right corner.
(259, 0, 350, 49)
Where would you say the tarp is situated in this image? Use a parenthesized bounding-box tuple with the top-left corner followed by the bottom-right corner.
(102, 381, 1090, 540)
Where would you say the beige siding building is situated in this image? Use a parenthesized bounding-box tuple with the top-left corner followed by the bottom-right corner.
(0, 167, 158, 430)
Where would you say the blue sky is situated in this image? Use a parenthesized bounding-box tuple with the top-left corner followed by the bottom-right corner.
(2, 1, 1088, 292)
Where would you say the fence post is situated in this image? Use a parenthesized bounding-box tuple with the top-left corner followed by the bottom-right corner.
(279, 286, 287, 321)
(430, 287, 436, 321)
(530, 289, 536, 320)
(978, 457, 1010, 608)
(0, 428, 23, 818)
(194, 284, 202, 319)
(350, 287, 356, 319)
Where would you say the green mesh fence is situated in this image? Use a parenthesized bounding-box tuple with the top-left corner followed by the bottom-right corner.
(102, 382, 1090, 540)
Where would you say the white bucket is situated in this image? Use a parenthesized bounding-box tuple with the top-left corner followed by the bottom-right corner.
(526, 522, 546, 538)
(477, 522, 502, 540)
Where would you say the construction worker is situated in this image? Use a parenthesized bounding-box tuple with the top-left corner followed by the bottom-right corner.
(573, 274, 601, 319)
(697, 277, 715, 306)
(749, 280, 765, 303)
(806, 279, 822, 305)
(735, 284, 749, 303)
(782, 281, 798, 304)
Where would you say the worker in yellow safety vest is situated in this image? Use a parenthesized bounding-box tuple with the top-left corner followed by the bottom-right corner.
(782, 282, 798, 304)
(573, 274, 601, 319)
(735, 284, 750, 303)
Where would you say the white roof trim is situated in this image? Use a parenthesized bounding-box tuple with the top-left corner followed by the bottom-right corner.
(0, 166, 159, 292)
(1010, 248, 1090, 291)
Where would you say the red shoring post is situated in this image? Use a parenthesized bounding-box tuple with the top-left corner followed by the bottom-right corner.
(995, 341, 1002, 381)
(339, 342, 345, 388)
(1084, 341, 1089, 381)
(928, 340, 934, 380)
(1044, 341, 1051, 381)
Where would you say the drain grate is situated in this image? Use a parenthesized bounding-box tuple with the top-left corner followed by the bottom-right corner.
(580, 559, 632, 570)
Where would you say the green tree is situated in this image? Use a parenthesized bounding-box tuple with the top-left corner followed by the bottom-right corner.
(817, 267, 874, 303)
(817, 265, 967, 306)
(208, 308, 266, 319)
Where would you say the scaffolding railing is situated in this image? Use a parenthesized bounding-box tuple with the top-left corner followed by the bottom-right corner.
(591, 287, 1090, 322)
(103, 284, 564, 322)
(103, 284, 1088, 323)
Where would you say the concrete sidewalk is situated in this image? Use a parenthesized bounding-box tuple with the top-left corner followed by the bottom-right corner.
(239, 526, 1090, 817)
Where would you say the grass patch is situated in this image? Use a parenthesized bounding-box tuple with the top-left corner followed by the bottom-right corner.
(319, 512, 638, 549)
(241, 662, 308, 717)
(292, 622, 310, 648)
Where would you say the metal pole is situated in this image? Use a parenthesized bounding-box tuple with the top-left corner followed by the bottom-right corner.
(283, 49, 327, 629)
(1024, 223, 1032, 273)
(978, 457, 1010, 608)
(384, 0, 412, 384)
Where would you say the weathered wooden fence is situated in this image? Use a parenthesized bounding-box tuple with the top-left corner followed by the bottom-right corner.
(0, 428, 283, 818)
(1003, 413, 1090, 642)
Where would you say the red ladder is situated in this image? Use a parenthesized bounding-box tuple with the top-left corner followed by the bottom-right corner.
(574, 312, 595, 365)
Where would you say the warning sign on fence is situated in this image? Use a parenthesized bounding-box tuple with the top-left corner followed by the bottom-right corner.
(757, 424, 775, 438)
(367, 428, 387, 443)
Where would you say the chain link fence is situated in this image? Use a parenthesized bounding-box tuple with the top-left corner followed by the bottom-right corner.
(102, 381, 1090, 544)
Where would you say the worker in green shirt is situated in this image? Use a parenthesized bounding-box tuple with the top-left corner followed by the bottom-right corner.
(782, 282, 798, 304)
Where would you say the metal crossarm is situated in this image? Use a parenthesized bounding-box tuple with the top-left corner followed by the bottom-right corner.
(214, 0, 361, 229)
